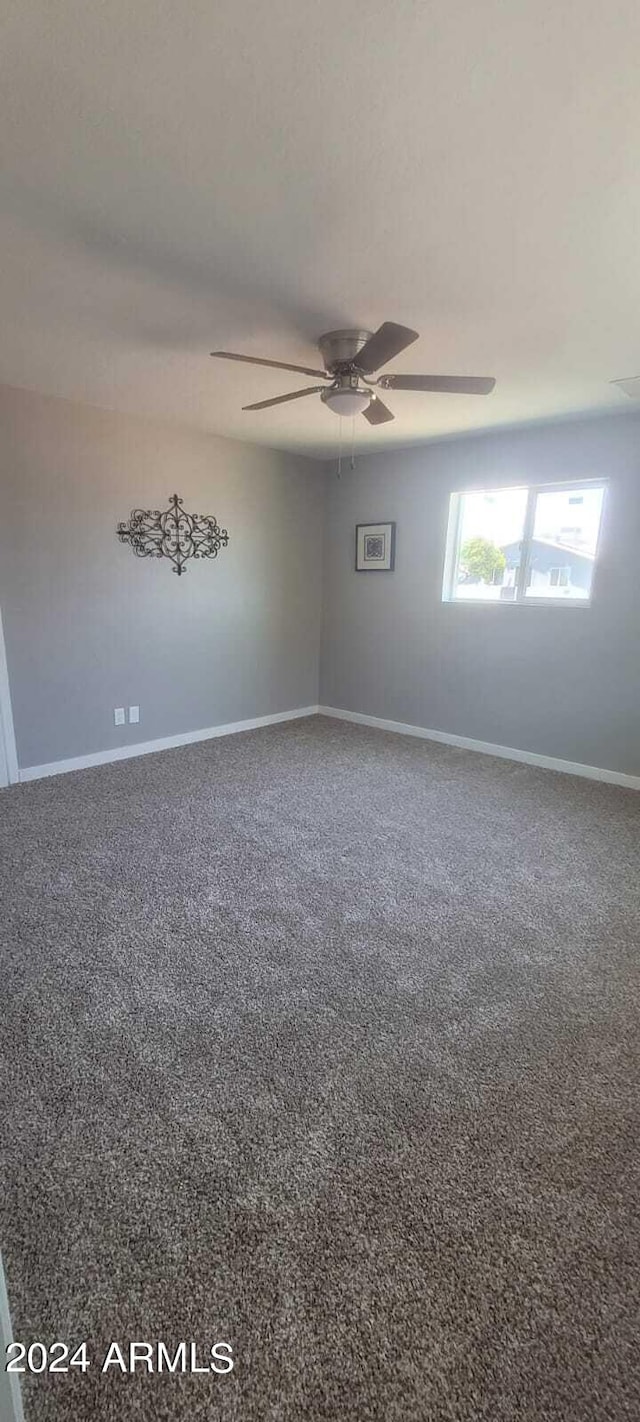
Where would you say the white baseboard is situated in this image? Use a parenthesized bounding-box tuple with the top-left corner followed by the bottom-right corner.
(17, 701, 640, 791)
(19, 705, 320, 783)
(318, 705, 640, 791)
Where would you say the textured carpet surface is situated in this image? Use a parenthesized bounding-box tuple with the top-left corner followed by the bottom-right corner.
(1, 715, 639, 1421)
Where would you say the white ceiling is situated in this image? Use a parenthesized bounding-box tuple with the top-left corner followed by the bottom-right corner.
(1, 0, 640, 459)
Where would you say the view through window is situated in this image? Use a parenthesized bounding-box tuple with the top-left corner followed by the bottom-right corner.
(443, 481, 606, 604)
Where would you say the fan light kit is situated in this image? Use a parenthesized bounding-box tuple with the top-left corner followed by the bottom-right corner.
(322, 381, 372, 417)
(211, 323, 496, 425)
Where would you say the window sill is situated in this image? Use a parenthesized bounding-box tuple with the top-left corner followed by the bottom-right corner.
(442, 596, 592, 609)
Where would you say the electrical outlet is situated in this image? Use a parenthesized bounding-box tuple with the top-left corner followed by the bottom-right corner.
(129, 705, 140, 724)
(114, 707, 125, 726)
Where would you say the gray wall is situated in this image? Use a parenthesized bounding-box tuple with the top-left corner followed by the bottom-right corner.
(3, 387, 639, 780)
(321, 412, 640, 776)
(0, 385, 323, 769)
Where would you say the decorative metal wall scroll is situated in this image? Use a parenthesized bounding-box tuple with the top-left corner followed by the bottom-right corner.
(117, 494, 229, 576)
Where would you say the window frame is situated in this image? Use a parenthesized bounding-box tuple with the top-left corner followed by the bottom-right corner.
(442, 478, 607, 609)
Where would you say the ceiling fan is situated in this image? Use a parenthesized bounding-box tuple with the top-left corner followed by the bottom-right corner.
(211, 323, 495, 424)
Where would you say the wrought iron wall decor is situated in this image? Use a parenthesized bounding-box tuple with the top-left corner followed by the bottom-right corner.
(117, 494, 229, 576)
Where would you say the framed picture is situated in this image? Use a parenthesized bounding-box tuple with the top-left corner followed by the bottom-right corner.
(355, 522, 396, 572)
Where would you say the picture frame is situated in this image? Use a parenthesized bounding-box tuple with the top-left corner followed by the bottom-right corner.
(355, 522, 396, 572)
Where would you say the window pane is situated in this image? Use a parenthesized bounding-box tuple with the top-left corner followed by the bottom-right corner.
(524, 485, 604, 600)
(451, 487, 527, 601)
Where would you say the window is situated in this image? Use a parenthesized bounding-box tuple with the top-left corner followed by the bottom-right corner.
(442, 480, 606, 605)
(549, 567, 569, 589)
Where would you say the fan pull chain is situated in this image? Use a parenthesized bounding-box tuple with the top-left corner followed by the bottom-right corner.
(337, 416, 343, 478)
(350, 416, 356, 470)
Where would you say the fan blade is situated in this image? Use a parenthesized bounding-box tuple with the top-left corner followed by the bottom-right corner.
(354, 322, 419, 374)
(379, 374, 496, 395)
(242, 385, 325, 411)
(212, 351, 329, 379)
(363, 396, 395, 425)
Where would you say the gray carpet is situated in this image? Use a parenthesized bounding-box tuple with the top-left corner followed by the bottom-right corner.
(1, 715, 639, 1421)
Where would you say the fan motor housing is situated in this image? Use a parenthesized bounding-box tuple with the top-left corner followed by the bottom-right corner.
(318, 329, 373, 374)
